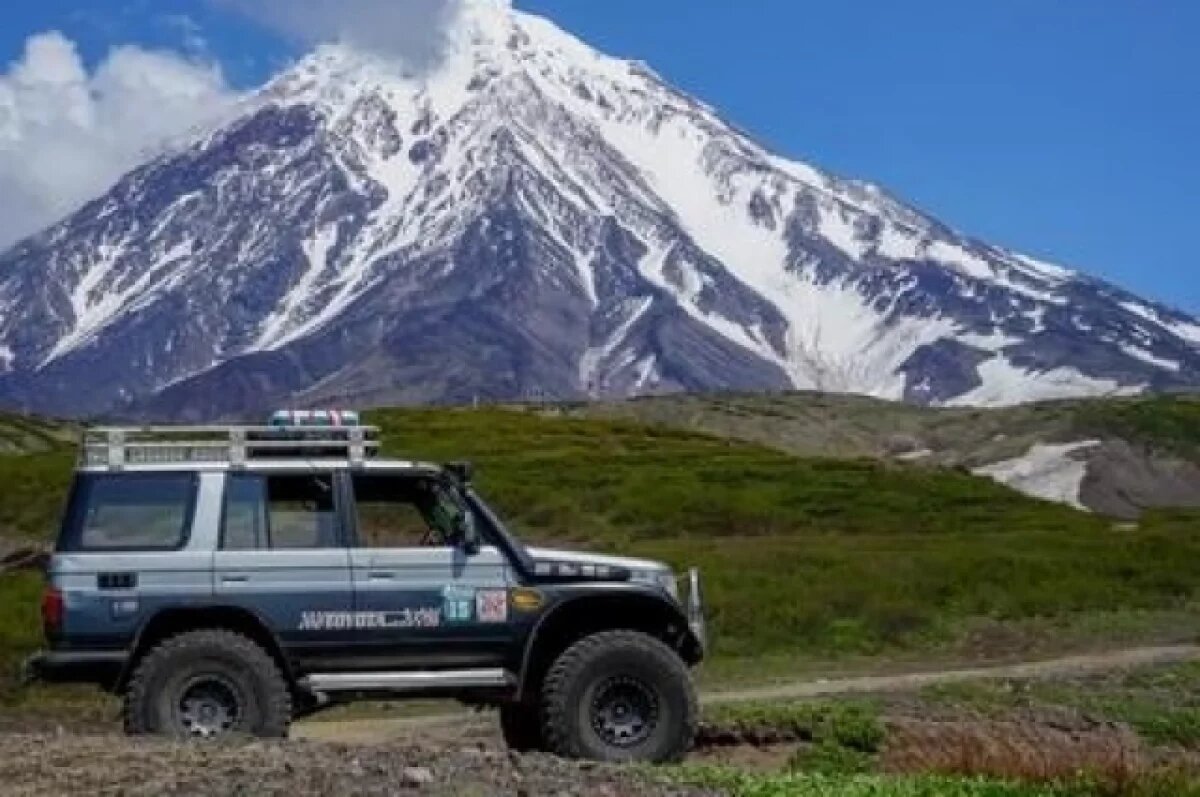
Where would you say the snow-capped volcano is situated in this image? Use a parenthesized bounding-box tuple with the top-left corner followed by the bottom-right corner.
(0, 2, 1196, 419)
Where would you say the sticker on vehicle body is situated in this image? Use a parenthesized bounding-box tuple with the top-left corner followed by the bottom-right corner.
(442, 586, 475, 623)
(110, 598, 139, 619)
(510, 587, 544, 613)
(298, 609, 441, 631)
(476, 589, 508, 623)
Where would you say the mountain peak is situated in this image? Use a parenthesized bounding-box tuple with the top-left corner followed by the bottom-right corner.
(265, 2, 641, 119)
(0, 7, 1196, 419)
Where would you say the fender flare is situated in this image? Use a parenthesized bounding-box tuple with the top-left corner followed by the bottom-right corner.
(514, 587, 701, 701)
(115, 604, 295, 691)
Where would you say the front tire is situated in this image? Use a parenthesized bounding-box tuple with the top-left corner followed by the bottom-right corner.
(540, 631, 697, 763)
(123, 629, 291, 740)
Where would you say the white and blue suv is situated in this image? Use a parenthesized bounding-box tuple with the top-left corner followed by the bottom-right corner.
(26, 414, 706, 763)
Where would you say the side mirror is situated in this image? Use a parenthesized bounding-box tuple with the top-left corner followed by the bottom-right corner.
(445, 461, 475, 485)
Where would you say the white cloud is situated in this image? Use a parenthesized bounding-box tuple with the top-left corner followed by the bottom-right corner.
(0, 2, 514, 250)
(0, 31, 241, 250)
(222, 0, 510, 70)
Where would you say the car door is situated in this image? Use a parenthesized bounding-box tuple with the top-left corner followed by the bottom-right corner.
(213, 470, 356, 671)
(345, 471, 515, 671)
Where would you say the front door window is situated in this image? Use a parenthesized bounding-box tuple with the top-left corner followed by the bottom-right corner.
(351, 474, 462, 549)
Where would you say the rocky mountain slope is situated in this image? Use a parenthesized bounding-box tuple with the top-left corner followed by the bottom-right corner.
(0, 1, 1196, 419)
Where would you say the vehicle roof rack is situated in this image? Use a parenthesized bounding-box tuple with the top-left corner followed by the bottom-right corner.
(81, 425, 381, 470)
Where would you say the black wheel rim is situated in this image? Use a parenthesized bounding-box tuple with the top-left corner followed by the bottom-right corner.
(177, 675, 242, 739)
(590, 675, 659, 749)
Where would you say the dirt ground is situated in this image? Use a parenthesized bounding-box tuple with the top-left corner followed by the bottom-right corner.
(0, 732, 715, 797)
(5, 645, 1199, 796)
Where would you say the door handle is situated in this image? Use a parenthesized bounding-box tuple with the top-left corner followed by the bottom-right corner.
(220, 574, 249, 584)
(367, 571, 397, 581)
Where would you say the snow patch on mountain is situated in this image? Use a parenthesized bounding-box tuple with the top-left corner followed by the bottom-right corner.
(256, 223, 341, 349)
(1120, 344, 1180, 373)
(1011, 252, 1075, 282)
(975, 440, 1102, 510)
(1121, 301, 1200, 347)
(43, 241, 130, 364)
(580, 296, 652, 395)
(1175, 322, 1200, 346)
(948, 358, 1143, 407)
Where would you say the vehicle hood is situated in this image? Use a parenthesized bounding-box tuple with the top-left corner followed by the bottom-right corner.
(526, 547, 669, 574)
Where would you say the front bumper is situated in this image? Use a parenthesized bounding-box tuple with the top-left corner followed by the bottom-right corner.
(683, 567, 707, 655)
(23, 650, 127, 687)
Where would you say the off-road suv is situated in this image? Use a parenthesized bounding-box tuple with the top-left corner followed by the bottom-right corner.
(26, 414, 706, 763)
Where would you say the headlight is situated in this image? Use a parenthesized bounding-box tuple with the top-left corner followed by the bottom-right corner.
(656, 571, 680, 600)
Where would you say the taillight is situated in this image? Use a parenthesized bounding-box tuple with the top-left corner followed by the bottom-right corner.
(41, 586, 63, 635)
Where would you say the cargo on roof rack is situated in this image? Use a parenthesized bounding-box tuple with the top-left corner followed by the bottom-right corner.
(81, 423, 380, 470)
(269, 409, 362, 428)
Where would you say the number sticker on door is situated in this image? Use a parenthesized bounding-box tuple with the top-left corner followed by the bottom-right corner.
(442, 585, 475, 623)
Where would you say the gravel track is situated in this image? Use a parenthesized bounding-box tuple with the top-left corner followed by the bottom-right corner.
(702, 643, 1200, 705)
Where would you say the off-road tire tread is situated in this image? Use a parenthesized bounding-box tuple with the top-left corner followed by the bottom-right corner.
(123, 629, 291, 738)
(540, 630, 697, 763)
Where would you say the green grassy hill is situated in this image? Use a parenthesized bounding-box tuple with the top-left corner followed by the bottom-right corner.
(375, 408, 1104, 541)
(1, 405, 1199, 692)
(372, 408, 1200, 661)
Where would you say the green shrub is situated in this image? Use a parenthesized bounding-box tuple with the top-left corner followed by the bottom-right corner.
(1133, 710, 1200, 748)
(788, 741, 876, 776)
(707, 701, 885, 753)
(1073, 395, 1200, 460)
(0, 571, 44, 701)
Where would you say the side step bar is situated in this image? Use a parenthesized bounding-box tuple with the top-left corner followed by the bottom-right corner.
(301, 669, 514, 694)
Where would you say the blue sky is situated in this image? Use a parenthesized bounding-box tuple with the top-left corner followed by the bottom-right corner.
(2, 0, 1197, 312)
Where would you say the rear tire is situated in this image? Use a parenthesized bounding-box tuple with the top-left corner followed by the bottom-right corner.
(499, 702, 544, 752)
(123, 629, 291, 739)
(540, 631, 697, 763)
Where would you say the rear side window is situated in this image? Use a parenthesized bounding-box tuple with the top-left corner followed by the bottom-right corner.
(58, 473, 196, 552)
(222, 473, 341, 551)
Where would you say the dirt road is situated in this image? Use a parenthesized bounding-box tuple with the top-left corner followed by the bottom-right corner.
(295, 644, 1200, 744)
(702, 643, 1200, 704)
